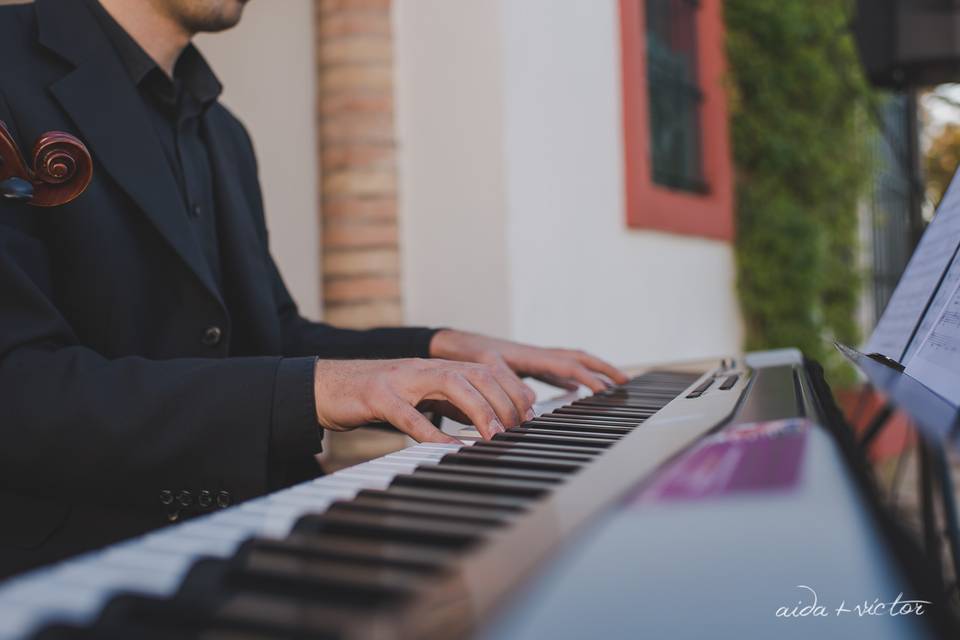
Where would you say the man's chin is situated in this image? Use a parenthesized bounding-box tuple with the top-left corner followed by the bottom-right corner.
(180, 0, 249, 34)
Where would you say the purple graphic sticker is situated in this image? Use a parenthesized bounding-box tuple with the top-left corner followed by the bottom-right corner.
(631, 418, 811, 504)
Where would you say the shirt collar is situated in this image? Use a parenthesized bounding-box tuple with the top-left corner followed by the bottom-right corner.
(85, 0, 222, 108)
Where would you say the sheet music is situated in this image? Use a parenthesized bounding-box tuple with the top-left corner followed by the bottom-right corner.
(902, 248, 960, 362)
(905, 276, 960, 406)
(865, 171, 960, 362)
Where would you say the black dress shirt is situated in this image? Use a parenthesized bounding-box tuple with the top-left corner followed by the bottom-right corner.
(87, 0, 223, 286)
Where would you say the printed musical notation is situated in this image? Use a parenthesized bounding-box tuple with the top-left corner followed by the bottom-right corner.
(942, 311, 960, 329)
(905, 277, 960, 406)
(866, 170, 960, 362)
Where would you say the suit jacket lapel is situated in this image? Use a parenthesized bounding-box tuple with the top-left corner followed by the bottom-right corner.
(36, 0, 224, 307)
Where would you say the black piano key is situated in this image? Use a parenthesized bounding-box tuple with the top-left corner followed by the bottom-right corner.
(391, 469, 555, 498)
(571, 398, 661, 409)
(507, 427, 621, 441)
(578, 399, 662, 410)
(326, 494, 515, 525)
(425, 461, 568, 483)
(440, 451, 585, 473)
(236, 546, 434, 595)
(33, 622, 184, 640)
(95, 591, 347, 640)
(525, 421, 632, 435)
(243, 533, 455, 573)
(359, 486, 534, 511)
(467, 439, 604, 456)
(553, 403, 656, 413)
(532, 414, 640, 426)
(454, 445, 593, 463)
(293, 509, 486, 549)
(178, 556, 414, 610)
(552, 407, 652, 419)
(492, 432, 614, 448)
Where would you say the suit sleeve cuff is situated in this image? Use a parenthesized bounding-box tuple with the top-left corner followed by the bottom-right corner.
(270, 356, 321, 462)
(410, 327, 442, 358)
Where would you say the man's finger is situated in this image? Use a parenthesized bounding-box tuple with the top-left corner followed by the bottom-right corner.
(384, 397, 460, 444)
(433, 371, 504, 440)
(534, 374, 580, 391)
(575, 352, 629, 385)
(567, 365, 609, 393)
(418, 399, 472, 425)
(488, 363, 536, 421)
(463, 367, 523, 426)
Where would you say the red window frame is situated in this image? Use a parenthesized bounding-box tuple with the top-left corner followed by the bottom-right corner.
(619, 0, 734, 240)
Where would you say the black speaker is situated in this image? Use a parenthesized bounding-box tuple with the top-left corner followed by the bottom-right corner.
(853, 0, 960, 89)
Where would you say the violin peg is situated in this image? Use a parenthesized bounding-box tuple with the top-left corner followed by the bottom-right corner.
(0, 176, 34, 201)
(0, 120, 93, 207)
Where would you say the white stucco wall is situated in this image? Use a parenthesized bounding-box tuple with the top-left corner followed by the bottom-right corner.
(393, 0, 512, 337)
(394, 0, 742, 366)
(197, 1, 320, 319)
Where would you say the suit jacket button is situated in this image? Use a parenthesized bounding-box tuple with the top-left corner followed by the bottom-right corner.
(159, 489, 174, 505)
(176, 490, 193, 507)
(216, 491, 232, 508)
(198, 490, 213, 508)
(202, 326, 222, 346)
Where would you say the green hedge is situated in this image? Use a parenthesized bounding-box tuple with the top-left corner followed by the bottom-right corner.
(725, 0, 873, 386)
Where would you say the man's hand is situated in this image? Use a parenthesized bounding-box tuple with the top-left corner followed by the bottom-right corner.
(313, 358, 536, 444)
(429, 330, 629, 393)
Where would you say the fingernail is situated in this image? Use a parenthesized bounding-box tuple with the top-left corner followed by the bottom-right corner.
(490, 419, 504, 434)
(525, 408, 535, 421)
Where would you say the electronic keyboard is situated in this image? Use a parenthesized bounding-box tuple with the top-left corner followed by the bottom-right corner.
(0, 351, 946, 639)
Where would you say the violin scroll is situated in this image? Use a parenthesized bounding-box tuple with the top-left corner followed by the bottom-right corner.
(0, 119, 92, 207)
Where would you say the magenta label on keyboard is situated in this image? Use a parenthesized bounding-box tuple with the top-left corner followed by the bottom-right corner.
(631, 418, 810, 504)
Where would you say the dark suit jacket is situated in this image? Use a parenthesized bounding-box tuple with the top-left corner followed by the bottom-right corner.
(0, 0, 436, 577)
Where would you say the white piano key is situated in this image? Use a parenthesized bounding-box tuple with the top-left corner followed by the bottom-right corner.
(361, 460, 420, 473)
(314, 472, 388, 486)
(207, 507, 278, 527)
(56, 559, 186, 593)
(383, 452, 443, 464)
(237, 503, 313, 536)
(261, 493, 337, 510)
(410, 442, 463, 451)
(290, 481, 357, 495)
(324, 473, 393, 489)
(0, 602, 43, 640)
(0, 581, 110, 627)
(98, 546, 196, 574)
(387, 448, 448, 458)
(175, 519, 251, 540)
(141, 532, 241, 557)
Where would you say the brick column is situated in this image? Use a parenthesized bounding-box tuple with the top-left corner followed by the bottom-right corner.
(315, 0, 408, 469)
(316, 0, 402, 328)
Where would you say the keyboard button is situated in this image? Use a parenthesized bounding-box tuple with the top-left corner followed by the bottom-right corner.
(719, 374, 739, 390)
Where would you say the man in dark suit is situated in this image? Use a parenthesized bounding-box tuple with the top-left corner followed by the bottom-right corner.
(0, 0, 626, 577)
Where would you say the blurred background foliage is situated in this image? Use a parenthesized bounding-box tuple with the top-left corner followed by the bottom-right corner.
(925, 122, 960, 208)
(725, 0, 875, 386)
